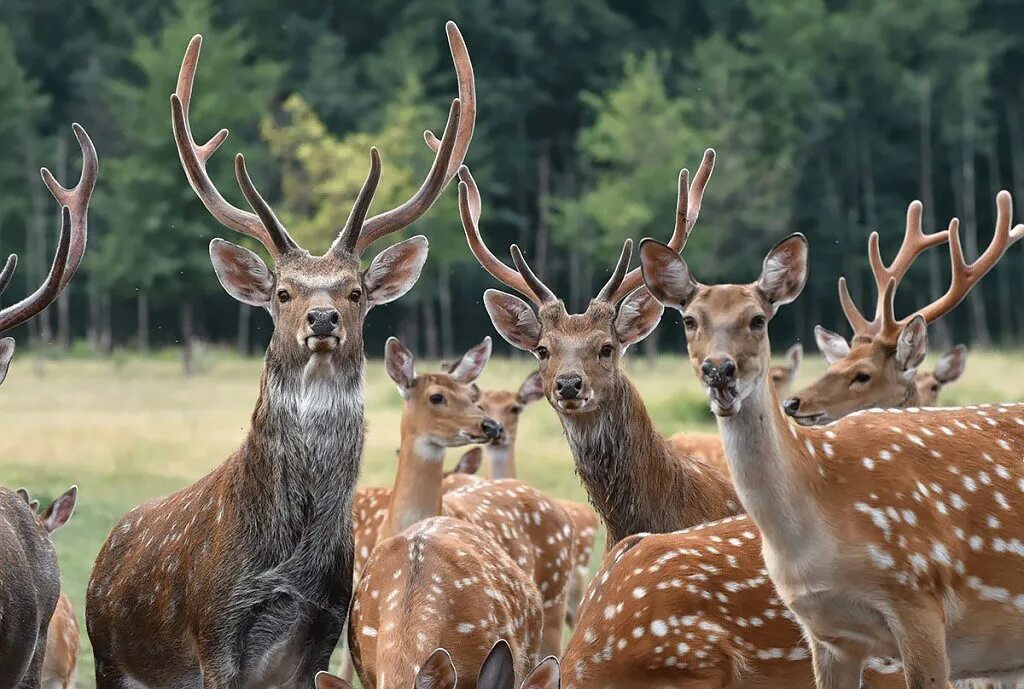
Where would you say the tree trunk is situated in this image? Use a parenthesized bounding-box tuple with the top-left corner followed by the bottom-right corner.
(959, 96, 991, 346)
(438, 266, 454, 358)
(1006, 100, 1024, 339)
(99, 293, 113, 354)
(919, 78, 952, 349)
(237, 302, 251, 356)
(421, 297, 439, 360)
(55, 135, 71, 352)
(26, 137, 52, 346)
(985, 141, 1012, 346)
(137, 292, 150, 353)
(535, 145, 551, 280)
(87, 284, 101, 350)
(181, 301, 195, 376)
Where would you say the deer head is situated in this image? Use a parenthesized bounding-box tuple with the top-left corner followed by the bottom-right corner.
(461, 151, 715, 414)
(172, 26, 474, 369)
(468, 370, 545, 448)
(784, 194, 1022, 424)
(914, 344, 967, 406)
(386, 336, 501, 448)
(769, 342, 803, 397)
(0, 124, 96, 386)
(640, 234, 809, 417)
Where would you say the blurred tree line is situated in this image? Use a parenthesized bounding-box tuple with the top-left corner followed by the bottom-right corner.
(1, 0, 1022, 368)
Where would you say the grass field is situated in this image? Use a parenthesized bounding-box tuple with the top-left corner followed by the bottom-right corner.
(1, 347, 1022, 686)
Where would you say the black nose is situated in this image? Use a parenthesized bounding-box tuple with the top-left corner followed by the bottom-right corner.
(701, 359, 736, 386)
(481, 418, 502, 439)
(555, 373, 583, 399)
(783, 397, 801, 415)
(307, 308, 340, 337)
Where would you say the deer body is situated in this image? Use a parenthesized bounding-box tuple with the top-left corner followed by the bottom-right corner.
(42, 592, 79, 689)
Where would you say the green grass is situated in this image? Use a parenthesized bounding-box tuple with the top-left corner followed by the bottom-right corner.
(1, 348, 1023, 686)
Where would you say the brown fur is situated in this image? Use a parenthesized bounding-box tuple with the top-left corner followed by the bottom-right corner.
(42, 592, 79, 689)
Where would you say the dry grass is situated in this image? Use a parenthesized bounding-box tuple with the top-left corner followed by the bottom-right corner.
(1, 347, 1022, 686)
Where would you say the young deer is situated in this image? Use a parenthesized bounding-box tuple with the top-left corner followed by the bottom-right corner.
(639, 191, 1024, 688)
(375, 337, 576, 657)
(784, 200, 973, 425)
(914, 344, 967, 407)
(43, 592, 79, 689)
(86, 25, 474, 688)
(458, 156, 740, 548)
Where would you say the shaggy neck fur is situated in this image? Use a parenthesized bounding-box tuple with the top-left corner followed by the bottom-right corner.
(560, 374, 733, 546)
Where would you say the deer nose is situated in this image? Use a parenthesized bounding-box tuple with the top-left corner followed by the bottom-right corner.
(783, 397, 801, 416)
(481, 418, 502, 440)
(307, 308, 340, 337)
(701, 358, 736, 386)
(555, 373, 583, 399)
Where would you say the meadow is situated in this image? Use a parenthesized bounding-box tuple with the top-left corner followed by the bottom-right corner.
(1, 346, 1022, 686)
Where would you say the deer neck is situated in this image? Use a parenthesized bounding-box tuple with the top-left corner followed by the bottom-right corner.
(381, 422, 445, 542)
(485, 443, 517, 479)
(715, 374, 830, 563)
(558, 374, 696, 546)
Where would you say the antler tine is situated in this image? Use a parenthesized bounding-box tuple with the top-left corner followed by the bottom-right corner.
(836, 277, 871, 335)
(234, 154, 300, 256)
(914, 191, 1024, 326)
(353, 21, 476, 255)
(0, 255, 16, 298)
(608, 148, 716, 304)
(510, 245, 557, 305)
(0, 207, 72, 333)
(596, 239, 633, 303)
(457, 173, 545, 304)
(332, 148, 383, 256)
(39, 123, 97, 291)
(171, 35, 297, 258)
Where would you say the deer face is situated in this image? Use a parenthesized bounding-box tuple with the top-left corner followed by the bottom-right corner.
(485, 291, 662, 415)
(387, 337, 501, 447)
(475, 370, 544, 447)
(640, 234, 808, 417)
(210, 237, 427, 367)
(915, 344, 967, 407)
(768, 343, 802, 397)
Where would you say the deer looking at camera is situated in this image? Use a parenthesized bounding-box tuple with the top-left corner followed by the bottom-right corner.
(640, 191, 1024, 689)
(458, 155, 740, 548)
(86, 24, 474, 689)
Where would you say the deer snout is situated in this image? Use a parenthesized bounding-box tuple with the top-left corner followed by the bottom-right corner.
(481, 418, 503, 440)
(701, 358, 736, 387)
(783, 397, 801, 415)
(555, 373, 584, 400)
(306, 308, 340, 338)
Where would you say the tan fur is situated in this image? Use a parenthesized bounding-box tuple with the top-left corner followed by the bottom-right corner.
(42, 592, 79, 689)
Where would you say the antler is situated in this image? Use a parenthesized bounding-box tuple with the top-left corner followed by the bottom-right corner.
(602, 148, 716, 304)
(171, 35, 299, 258)
(0, 123, 97, 334)
(341, 20, 476, 256)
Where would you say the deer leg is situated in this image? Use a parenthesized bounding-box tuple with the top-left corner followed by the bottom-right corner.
(540, 597, 568, 658)
(887, 601, 949, 689)
(810, 635, 870, 689)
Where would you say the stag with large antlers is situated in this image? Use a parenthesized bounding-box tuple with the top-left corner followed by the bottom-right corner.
(640, 191, 1024, 688)
(86, 24, 474, 689)
(459, 154, 740, 547)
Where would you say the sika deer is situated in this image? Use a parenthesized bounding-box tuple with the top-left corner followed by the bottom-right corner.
(640, 191, 1024, 688)
(458, 157, 740, 548)
(86, 24, 474, 688)
(915, 345, 967, 407)
(42, 592, 79, 689)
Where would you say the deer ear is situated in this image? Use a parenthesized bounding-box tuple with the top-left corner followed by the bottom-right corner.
(614, 287, 664, 348)
(315, 672, 354, 689)
(484, 290, 541, 351)
(895, 315, 928, 372)
(209, 239, 274, 307)
(0, 337, 14, 387)
(41, 485, 77, 534)
(365, 235, 429, 308)
(934, 344, 967, 384)
(415, 648, 457, 689)
(517, 370, 546, 405)
(786, 342, 803, 371)
(814, 326, 851, 365)
(385, 337, 417, 395)
(449, 337, 492, 385)
(522, 657, 561, 689)
(639, 239, 698, 308)
(756, 234, 808, 312)
(453, 447, 483, 475)
(16, 488, 30, 504)
(477, 639, 515, 689)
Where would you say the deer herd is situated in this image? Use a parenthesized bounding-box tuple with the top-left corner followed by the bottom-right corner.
(2, 19, 1023, 689)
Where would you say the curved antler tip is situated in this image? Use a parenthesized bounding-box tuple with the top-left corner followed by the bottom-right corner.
(446, 19, 459, 31)
(623, 237, 634, 250)
(189, 34, 203, 45)
(704, 148, 716, 159)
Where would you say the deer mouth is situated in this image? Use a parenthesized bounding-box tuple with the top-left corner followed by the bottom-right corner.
(557, 396, 591, 412)
(791, 412, 829, 427)
(305, 335, 340, 353)
(707, 384, 739, 416)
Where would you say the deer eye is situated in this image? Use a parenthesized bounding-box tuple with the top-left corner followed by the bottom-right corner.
(682, 316, 697, 330)
(931, 384, 940, 392)
(750, 315, 766, 330)
(510, 405, 523, 415)
(600, 344, 615, 358)
(277, 289, 290, 303)
(349, 289, 362, 302)
(429, 393, 444, 405)
(852, 372, 871, 385)
(535, 346, 549, 361)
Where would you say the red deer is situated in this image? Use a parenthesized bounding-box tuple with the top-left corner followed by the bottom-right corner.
(639, 191, 1024, 688)
(86, 24, 474, 688)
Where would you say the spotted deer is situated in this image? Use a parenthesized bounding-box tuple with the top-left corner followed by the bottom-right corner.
(458, 155, 740, 549)
(784, 200, 977, 425)
(42, 592, 79, 689)
(86, 24, 474, 688)
(639, 190, 1024, 688)
(373, 336, 576, 657)
(915, 345, 967, 407)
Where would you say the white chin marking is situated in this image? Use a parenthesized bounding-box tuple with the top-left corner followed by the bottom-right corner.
(708, 387, 739, 416)
(557, 397, 591, 412)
